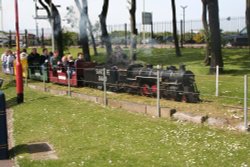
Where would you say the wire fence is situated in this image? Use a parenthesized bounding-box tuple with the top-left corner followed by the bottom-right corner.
(107, 16, 245, 34)
(0, 16, 245, 48)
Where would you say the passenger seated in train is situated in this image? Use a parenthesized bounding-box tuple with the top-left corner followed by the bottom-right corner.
(28, 48, 40, 63)
(56, 55, 76, 78)
(4, 50, 16, 73)
(40, 48, 50, 64)
(68, 55, 74, 66)
(57, 55, 68, 72)
(20, 49, 28, 77)
(50, 50, 61, 69)
(76, 52, 84, 61)
(39, 48, 50, 72)
(20, 49, 28, 60)
(28, 48, 41, 73)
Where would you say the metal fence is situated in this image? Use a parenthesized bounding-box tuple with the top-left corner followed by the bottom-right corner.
(0, 16, 245, 48)
(1, 62, 249, 131)
(107, 16, 245, 34)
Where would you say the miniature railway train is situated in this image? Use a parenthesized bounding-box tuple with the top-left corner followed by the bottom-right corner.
(1, 56, 200, 103)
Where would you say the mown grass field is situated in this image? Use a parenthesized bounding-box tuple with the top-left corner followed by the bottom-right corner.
(1, 80, 250, 167)
(1, 46, 249, 121)
(0, 46, 250, 166)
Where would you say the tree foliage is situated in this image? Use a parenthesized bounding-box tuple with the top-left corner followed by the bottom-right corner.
(62, 31, 79, 51)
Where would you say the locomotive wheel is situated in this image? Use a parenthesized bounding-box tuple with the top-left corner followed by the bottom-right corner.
(140, 84, 151, 96)
(151, 85, 157, 94)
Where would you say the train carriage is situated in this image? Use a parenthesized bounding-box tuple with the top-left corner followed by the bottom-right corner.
(49, 60, 96, 87)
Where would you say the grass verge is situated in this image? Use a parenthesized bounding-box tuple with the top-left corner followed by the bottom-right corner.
(2, 81, 250, 167)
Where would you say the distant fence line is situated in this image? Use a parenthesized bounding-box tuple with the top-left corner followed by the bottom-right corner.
(1, 16, 245, 48)
(107, 16, 246, 34)
(19, 16, 246, 37)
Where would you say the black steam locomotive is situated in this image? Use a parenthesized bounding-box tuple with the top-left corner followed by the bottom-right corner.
(3, 50, 200, 103)
(84, 64, 200, 103)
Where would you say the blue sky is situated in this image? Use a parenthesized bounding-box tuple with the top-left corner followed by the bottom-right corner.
(1, 0, 246, 31)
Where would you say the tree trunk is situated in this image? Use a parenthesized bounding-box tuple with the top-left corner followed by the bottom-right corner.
(41, 0, 64, 57)
(75, 0, 90, 61)
(201, 0, 211, 66)
(99, 0, 112, 62)
(88, 18, 98, 56)
(171, 0, 181, 57)
(129, 0, 138, 61)
(207, 0, 223, 73)
(246, 0, 250, 46)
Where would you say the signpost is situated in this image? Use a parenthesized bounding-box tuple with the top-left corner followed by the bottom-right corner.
(142, 12, 153, 43)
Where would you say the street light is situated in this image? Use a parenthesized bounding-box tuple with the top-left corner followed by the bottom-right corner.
(181, 5, 187, 42)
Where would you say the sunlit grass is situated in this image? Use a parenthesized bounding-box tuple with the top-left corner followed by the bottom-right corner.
(1, 46, 249, 122)
(1, 85, 249, 167)
(1, 46, 250, 166)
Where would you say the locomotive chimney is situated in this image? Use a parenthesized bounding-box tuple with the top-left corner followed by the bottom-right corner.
(179, 64, 186, 71)
(146, 64, 153, 68)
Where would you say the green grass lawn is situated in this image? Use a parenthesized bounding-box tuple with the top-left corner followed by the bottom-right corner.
(0, 46, 249, 121)
(2, 82, 249, 167)
(0, 46, 249, 166)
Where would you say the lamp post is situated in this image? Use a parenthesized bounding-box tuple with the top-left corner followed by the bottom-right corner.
(181, 5, 187, 42)
(14, 0, 23, 103)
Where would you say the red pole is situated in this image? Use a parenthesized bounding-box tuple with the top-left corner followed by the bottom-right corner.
(15, 0, 23, 103)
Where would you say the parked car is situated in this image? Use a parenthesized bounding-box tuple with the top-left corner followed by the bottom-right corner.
(226, 27, 248, 46)
(0, 39, 9, 47)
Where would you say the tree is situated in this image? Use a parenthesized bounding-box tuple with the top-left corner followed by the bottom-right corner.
(75, 0, 91, 61)
(65, 5, 98, 56)
(201, 0, 211, 65)
(63, 31, 79, 50)
(65, 6, 78, 30)
(246, 0, 250, 46)
(128, 0, 138, 61)
(38, 0, 63, 57)
(99, 0, 113, 61)
(171, 0, 181, 57)
(207, 0, 223, 73)
(88, 18, 98, 56)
